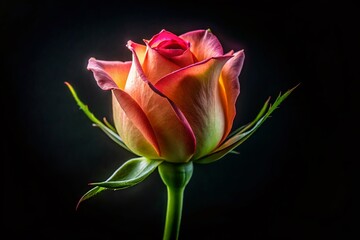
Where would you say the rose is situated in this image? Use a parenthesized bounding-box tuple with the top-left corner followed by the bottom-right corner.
(68, 28, 296, 240)
(87, 29, 245, 163)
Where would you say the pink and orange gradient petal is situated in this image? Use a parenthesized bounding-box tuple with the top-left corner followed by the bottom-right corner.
(127, 41, 146, 64)
(180, 29, 224, 61)
(219, 50, 245, 141)
(87, 58, 161, 156)
(139, 43, 181, 83)
(155, 55, 233, 158)
(112, 89, 161, 156)
(87, 58, 131, 90)
(166, 48, 196, 67)
(124, 45, 196, 161)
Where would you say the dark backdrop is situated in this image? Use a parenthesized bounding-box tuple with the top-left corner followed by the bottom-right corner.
(2, 1, 356, 239)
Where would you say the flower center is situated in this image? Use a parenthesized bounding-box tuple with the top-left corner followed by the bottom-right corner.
(155, 39, 188, 57)
(158, 40, 187, 51)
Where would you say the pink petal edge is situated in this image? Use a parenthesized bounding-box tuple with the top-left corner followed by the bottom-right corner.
(87, 57, 131, 90)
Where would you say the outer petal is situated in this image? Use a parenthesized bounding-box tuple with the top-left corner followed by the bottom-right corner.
(155, 54, 233, 159)
(87, 57, 161, 156)
(219, 50, 245, 141)
(180, 29, 224, 61)
(112, 90, 160, 157)
(87, 58, 131, 90)
(124, 46, 196, 162)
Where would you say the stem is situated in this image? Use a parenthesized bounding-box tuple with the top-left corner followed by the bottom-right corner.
(158, 161, 193, 240)
(163, 184, 184, 240)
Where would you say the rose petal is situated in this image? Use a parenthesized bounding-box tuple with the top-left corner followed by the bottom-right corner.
(155, 55, 233, 159)
(112, 89, 161, 156)
(124, 45, 196, 162)
(87, 57, 161, 157)
(167, 48, 196, 67)
(148, 29, 188, 50)
(87, 58, 131, 90)
(219, 50, 245, 141)
(180, 29, 224, 61)
(127, 41, 146, 64)
(137, 42, 181, 83)
(144, 29, 196, 68)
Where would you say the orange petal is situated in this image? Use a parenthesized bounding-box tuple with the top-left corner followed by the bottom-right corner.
(87, 58, 131, 90)
(139, 42, 181, 83)
(127, 41, 146, 64)
(180, 29, 224, 61)
(155, 55, 232, 159)
(124, 46, 196, 162)
(112, 89, 161, 156)
(167, 48, 197, 67)
(219, 50, 245, 141)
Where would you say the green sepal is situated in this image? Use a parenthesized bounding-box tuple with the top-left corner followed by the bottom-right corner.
(195, 84, 299, 164)
(76, 186, 105, 210)
(65, 82, 130, 152)
(76, 157, 163, 209)
(89, 157, 163, 188)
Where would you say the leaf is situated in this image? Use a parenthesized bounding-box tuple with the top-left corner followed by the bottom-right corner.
(76, 157, 163, 209)
(65, 82, 131, 152)
(196, 84, 299, 164)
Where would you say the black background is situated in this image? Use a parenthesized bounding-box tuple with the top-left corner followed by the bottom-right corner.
(2, 0, 357, 239)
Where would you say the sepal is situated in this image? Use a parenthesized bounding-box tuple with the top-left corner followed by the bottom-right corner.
(76, 157, 163, 209)
(65, 82, 130, 152)
(89, 157, 163, 188)
(195, 84, 299, 164)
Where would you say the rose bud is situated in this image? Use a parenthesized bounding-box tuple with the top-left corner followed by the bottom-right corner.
(87, 29, 245, 163)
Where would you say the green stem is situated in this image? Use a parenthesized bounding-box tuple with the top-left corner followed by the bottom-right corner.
(158, 161, 193, 240)
(163, 184, 184, 240)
